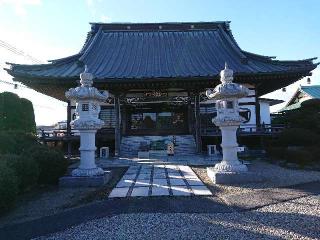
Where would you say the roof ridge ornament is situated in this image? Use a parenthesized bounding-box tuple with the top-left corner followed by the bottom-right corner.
(80, 65, 93, 87)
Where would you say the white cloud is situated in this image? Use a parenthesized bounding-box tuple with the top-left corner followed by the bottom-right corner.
(0, 0, 42, 16)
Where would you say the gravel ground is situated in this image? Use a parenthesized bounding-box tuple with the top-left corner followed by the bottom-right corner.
(0, 167, 127, 227)
(37, 194, 320, 240)
(193, 160, 320, 197)
(0, 187, 97, 227)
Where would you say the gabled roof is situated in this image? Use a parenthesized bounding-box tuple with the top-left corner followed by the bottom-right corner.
(301, 85, 320, 99)
(281, 85, 320, 111)
(4, 22, 318, 100)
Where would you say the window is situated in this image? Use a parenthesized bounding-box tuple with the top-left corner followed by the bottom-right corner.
(92, 104, 98, 110)
(99, 108, 116, 128)
(82, 103, 89, 111)
(226, 101, 233, 109)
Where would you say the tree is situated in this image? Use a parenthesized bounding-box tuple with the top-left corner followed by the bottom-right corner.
(273, 99, 320, 134)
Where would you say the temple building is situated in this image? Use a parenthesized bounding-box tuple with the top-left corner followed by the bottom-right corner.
(6, 22, 318, 157)
(281, 85, 320, 111)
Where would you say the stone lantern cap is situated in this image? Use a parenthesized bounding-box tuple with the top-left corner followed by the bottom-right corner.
(206, 63, 249, 100)
(65, 66, 108, 101)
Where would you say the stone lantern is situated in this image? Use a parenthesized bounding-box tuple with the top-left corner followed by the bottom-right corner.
(65, 66, 108, 177)
(206, 63, 259, 184)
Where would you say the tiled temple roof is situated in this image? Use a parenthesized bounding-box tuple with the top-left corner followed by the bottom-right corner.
(5, 22, 318, 99)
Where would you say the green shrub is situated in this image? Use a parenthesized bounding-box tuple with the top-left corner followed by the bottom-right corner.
(265, 146, 286, 159)
(277, 128, 319, 147)
(0, 161, 18, 214)
(20, 98, 36, 134)
(285, 149, 313, 167)
(0, 92, 36, 133)
(0, 131, 37, 155)
(1, 154, 39, 192)
(27, 145, 68, 185)
(306, 146, 320, 163)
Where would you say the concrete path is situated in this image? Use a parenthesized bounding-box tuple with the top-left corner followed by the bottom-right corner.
(109, 165, 212, 198)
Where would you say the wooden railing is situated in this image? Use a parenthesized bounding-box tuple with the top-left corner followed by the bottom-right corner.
(201, 124, 286, 136)
(38, 128, 115, 141)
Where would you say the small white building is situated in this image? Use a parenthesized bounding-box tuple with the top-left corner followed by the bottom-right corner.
(281, 85, 320, 111)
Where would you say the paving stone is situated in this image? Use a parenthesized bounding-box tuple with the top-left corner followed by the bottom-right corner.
(171, 186, 192, 196)
(109, 187, 130, 198)
(169, 178, 187, 186)
(131, 187, 150, 197)
(154, 165, 166, 168)
(165, 165, 179, 170)
(153, 178, 169, 186)
(190, 185, 212, 196)
(137, 173, 151, 180)
(134, 179, 151, 187)
(179, 169, 194, 174)
(116, 179, 135, 188)
(126, 169, 139, 174)
(169, 175, 186, 180)
(122, 174, 137, 180)
(168, 172, 182, 178)
(182, 173, 199, 179)
(153, 173, 167, 179)
(154, 169, 166, 173)
(151, 186, 170, 196)
(186, 178, 204, 186)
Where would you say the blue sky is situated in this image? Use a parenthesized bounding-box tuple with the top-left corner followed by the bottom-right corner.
(0, 0, 319, 124)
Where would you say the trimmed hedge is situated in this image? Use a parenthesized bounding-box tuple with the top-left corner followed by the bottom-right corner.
(27, 145, 68, 185)
(2, 154, 39, 191)
(0, 92, 36, 133)
(0, 161, 18, 214)
(0, 131, 36, 155)
(285, 149, 314, 167)
(277, 128, 319, 147)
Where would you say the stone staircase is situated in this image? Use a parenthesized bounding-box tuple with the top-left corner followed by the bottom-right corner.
(120, 135, 197, 158)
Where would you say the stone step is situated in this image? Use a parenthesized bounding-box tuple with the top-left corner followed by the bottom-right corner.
(120, 135, 196, 157)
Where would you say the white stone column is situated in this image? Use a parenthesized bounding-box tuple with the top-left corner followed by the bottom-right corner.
(214, 125, 248, 173)
(72, 129, 104, 177)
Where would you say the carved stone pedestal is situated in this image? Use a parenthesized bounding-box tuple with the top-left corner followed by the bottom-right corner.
(59, 171, 111, 187)
(207, 167, 264, 184)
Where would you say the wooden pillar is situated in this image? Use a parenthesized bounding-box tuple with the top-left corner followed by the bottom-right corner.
(255, 87, 261, 128)
(114, 95, 121, 157)
(187, 101, 193, 134)
(66, 101, 72, 158)
(194, 93, 202, 153)
(121, 104, 127, 135)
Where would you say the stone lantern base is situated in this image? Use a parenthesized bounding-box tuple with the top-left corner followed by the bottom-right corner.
(59, 171, 111, 188)
(207, 167, 264, 184)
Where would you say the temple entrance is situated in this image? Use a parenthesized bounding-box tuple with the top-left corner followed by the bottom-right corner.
(125, 103, 189, 136)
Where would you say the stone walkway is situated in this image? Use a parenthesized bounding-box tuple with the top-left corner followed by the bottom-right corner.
(109, 165, 212, 198)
